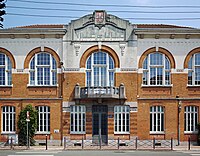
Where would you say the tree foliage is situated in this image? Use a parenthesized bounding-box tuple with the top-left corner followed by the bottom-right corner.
(18, 105, 38, 146)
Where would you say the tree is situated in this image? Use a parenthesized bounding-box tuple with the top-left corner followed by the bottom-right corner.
(18, 105, 38, 146)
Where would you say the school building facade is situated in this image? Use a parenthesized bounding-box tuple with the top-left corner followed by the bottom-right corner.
(0, 11, 200, 145)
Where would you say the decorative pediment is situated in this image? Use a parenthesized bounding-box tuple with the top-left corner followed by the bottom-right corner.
(74, 24, 125, 41)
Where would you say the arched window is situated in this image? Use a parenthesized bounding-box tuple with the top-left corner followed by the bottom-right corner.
(188, 53, 200, 85)
(86, 51, 114, 87)
(143, 52, 171, 86)
(29, 52, 57, 86)
(0, 53, 12, 86)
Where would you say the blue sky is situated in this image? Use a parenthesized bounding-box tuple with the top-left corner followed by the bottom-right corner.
(3, 0, 200, 28)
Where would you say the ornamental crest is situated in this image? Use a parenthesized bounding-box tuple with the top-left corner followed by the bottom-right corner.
(94, 10, 106, 29)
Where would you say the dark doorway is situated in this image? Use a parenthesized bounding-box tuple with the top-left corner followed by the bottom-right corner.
(92, 105, 108, 145)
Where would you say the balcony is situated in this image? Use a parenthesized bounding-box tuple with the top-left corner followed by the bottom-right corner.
(74, 83, 126, 100)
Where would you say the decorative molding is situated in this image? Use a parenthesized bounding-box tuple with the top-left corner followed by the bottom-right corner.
(185, 34, 190, 39)
(74, 43, 81, 56)
(10, 34, 15, 39)
(25, 34, 30, 39)
(64, 68, 80, 72)
(170, 34, 175, 39)
(121, 68, 137, 72)
(41, 46, 44, 52)
(155, 34, 160, 39)
(119, 43, 126, 56)
(176, 69, 184, 72)
(40, 34, 45, 39)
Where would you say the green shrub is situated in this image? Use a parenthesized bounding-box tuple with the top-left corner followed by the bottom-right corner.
(17, 105, 38, 146)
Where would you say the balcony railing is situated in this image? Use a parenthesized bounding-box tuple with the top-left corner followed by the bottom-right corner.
(75, 84, 126, 100)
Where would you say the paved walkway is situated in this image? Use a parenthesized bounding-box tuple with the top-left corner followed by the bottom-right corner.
(0, 145, 200, 151)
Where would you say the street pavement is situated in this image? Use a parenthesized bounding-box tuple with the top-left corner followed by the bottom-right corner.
(0, 145, 200, 156)
(0, 150, 200, 156)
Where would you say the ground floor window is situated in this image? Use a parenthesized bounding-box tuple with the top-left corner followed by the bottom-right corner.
(70, 105, 86, 134)
(114, 106, 130, 133)
(36, 106, 50, 132)
(2, 106, 16, 133)
(184, 106, 198, 132)
(150, 106, 164, 133)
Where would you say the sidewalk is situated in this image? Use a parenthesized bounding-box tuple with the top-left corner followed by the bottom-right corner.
(1, 145, 200, 151)
(173, 145, 200, 151)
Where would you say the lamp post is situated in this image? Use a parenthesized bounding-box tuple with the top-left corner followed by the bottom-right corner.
(176, 96, 182, 146)
(26, 111, 30, 149)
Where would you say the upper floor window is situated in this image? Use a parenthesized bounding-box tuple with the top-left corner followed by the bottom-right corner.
(150, 106, 164, 133)
(0, 53, 12, 86)
(184, 106, 198, 133)
(29, 53, 57, 86)
(86, 52, 114, 87)
(188, 53, 200, 85)
(143, 52, 171, 86)
(2, 106, 16, 133)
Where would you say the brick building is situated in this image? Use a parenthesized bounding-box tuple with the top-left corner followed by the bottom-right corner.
(0, 11, 200, 145)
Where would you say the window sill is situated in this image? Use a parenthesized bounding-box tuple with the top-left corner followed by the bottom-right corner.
(1, 132, 16, 135)
(0, 84, 13, 88)
(187, 85, 200, 88)
(35, 132, 50, 135)
(141, 84, 173, 88)
(150, 132, 165, 135)
(70, 132, 86, 135)
(184, 131, 198, 134)
(114, 132, 130, 135)
(27, 84, 58, 88)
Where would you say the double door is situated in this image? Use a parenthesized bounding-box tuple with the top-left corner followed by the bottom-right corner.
(92, 105, 108, 145)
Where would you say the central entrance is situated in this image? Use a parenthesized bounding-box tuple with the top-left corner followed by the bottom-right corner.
(92, 105, 108, 145)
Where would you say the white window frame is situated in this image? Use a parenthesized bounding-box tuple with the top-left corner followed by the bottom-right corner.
(0, 53, 12, 86)
(36, 106, 50, 133)
(1, 106, 16, 134)
(142, 52, 171, 86)
(188, 53, 200, 86)
(184, 106, 198, 133)
(70, 105, 86, 134)
(29, 52, 57, 86)
(86, 52, 114, 87)
(114, 106, 130, 134)
(150, 106, 164, 134)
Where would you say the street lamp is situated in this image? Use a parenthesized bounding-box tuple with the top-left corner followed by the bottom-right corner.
(176, 96, 182, 146)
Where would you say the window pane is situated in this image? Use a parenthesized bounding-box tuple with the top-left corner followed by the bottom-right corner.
(150, 68, 156, 85)
(0, 53, 5, 65)
(150, 53, 163, 65)
(195, 67, 200, 85)
(109, 56, 114, 69)
(0, 68, 5, 85)
(195, 54, 200, 65)
(157, 67, 163, 85)
(37, 53, 50, 65)
(86, 56, 91, 69)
